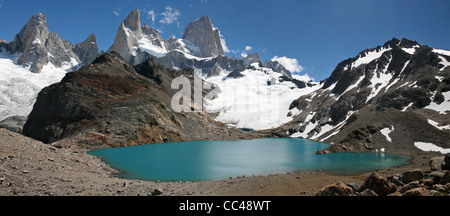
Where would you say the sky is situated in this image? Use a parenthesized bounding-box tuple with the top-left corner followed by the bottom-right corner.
(0, 0, 449, 81)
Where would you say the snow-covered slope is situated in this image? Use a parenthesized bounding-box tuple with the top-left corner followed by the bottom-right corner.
(203, 63, 318, 130)
(0, 12, 97, 121)
(0, 52, 72, 120)
(274, 38, 450, 154)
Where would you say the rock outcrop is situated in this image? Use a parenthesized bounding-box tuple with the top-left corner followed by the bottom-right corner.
(4, 13, 98, 73)
(22, 52, 265, 148)
(108, 9, 143, 65)
(182, 15, 224, 57)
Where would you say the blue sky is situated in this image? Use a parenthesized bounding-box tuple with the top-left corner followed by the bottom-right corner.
(1, 0, 449, 81)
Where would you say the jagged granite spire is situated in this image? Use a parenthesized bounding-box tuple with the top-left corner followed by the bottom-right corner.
(5, 12, 98, 73)
(73, 34, 99, 65)
(108, 9, 143, 65)
(182, 15, 224, 57)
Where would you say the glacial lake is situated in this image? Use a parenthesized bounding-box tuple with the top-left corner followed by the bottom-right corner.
(89, 138, 410, 181)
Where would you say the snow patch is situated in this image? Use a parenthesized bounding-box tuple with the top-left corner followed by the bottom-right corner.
(414, 142, 450, 154)
(437, 55, 450, 71)
(425, 91, 450, 114)
(352, 47, 392, 69)
(138, 37, 169, 58)
(32, 38, 41, 45)
(205, 67, 320, 130)
(402, 45, 419, 55)
(433, 48, 450, 57)
(380, 126, 394, 142)
(401, 102, 414, 112)
(427, 119, 450, 130)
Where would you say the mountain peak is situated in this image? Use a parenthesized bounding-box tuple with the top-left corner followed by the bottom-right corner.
(124, 9, 141, 32)
(182, 14, 224, 57)
(383, 37, 420, 49)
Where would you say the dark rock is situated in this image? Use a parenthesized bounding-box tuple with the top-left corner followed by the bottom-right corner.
(152, 188, 163, 196)
(358, 172, 397, 196)
(73, 34, 99, 65)
(403, 187, 430, 196)
(359, 189, 378, 196)
(226, 68, 245, 78)
(443, 154, 450, 170)
(439, 171, 450, 184)
(429, 171, 446, 184)
(403, 170, 425, 184)
(316, 182, 354, 196)
(399, 181, 422, 193)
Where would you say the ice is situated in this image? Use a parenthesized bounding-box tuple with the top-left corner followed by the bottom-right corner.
(138, 37, 169, 58)
(414, 142, 450, 154)
(204, 67, 320, 130)
(0, 52, 70, 120)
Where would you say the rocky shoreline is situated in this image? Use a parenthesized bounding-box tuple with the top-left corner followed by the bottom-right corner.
(1, 128, 446, 196)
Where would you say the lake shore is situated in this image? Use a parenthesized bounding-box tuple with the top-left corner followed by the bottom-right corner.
(0, 128, 436, 196)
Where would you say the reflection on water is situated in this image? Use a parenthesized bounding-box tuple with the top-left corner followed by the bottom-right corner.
(89, 138, 410, 181)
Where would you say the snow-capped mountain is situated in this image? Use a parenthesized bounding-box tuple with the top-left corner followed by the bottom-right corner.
(0, 13, 99, 121)
(107, 9, 317, 130)
(273, 38, 450, 154)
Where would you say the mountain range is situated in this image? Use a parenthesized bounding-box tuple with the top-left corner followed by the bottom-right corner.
(0, 10, 449, 155)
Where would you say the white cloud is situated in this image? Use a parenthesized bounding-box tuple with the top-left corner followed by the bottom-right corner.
(271, 56, 304, 73)
(221, 38, 230, 53)
(245, 46, 253, 51)
(112, 4, 121, 17)
(147, 10, 156, 22)
(218, 31, 230, 53)
(160, 6, 180, 24)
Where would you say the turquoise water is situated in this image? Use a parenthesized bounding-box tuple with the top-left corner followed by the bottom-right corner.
(89, 138, 410, 181)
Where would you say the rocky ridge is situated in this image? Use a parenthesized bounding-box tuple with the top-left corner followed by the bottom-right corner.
(272, 38, 450, 155)
(0, 13, 99, 73)
(107, 9, 305, 81)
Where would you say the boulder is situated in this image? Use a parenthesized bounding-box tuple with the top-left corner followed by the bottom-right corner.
(429, 171, 445, 184)
(439, 171, 450, 184)
(0, 116, 27, 133)
(402, 170, 424, 184)
(358, 172, 397, 196)
(359, 189, 378, 196)
(429, 157, 445, 171)
(403, 187, 430, 196)
(316, 182, 354, 196)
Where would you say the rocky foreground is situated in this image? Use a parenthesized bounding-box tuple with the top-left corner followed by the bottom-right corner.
(1, 127, 446, 197)
(316, 155, 450, 196)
